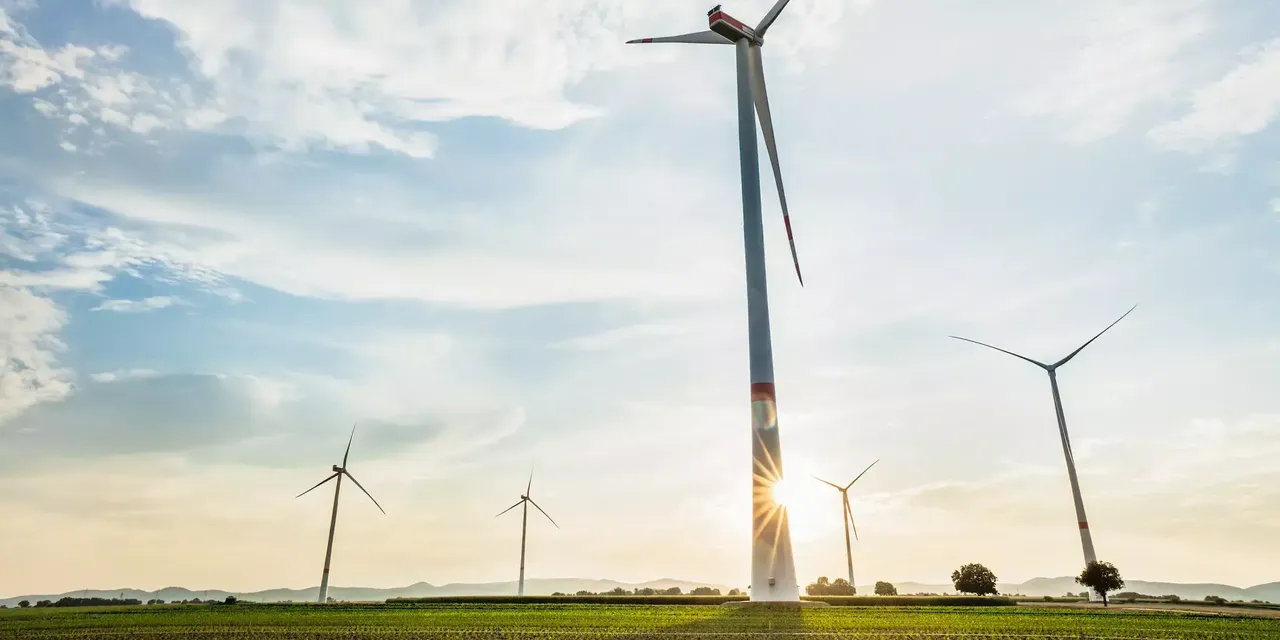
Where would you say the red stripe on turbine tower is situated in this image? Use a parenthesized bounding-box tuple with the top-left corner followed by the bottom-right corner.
(1079, 521, 1089, 529)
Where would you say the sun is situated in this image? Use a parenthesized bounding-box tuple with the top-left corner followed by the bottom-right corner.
(771, 476, 800, 508)
(763, 458, 825, 544)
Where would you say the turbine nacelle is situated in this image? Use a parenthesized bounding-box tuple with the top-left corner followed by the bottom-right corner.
(332, 465, 343, 473)
(708, 6, 759, 44)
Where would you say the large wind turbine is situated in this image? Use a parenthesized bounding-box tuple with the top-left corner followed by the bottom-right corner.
(495, 470, 559, 596)
(950, 305, 1137, 598)
(626, 1, 805, 602)
(296, 424, 386, 604)
(813, 459, 879, 594)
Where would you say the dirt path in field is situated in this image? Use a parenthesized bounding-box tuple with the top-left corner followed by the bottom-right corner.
(1020, 600, 1280, 619)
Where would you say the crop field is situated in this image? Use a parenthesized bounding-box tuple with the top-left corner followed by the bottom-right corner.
(2, 603, 1276, 639)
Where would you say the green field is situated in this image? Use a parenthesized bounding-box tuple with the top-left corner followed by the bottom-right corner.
(2, 603, 1276, 639)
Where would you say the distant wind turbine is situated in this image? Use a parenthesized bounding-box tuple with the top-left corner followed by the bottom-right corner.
(495, 469, 558, 596)
(296, 423, 386, 604)
(626, 0, 808, 603)
(949, 305, 1137, 598)
(813, 459, 878, 594)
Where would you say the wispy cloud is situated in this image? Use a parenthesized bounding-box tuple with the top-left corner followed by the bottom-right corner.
(1149, 38, 1280, 154)
(1013, 0, 1210, 143)
(92, 295, 183, 313)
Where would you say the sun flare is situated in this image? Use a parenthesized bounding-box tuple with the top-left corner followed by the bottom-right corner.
(771, 476, 798, 507)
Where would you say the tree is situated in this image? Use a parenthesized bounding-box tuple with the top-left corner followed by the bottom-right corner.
(728, 589, 742, 596)
(805, 577, 831, 596)
(18, 600, 29, 608)
(874, 581, 898, 596)
(690, 587, 720, 596)
(951, 563, 999, 596)
(224, 596, 237, 605)
(827, 578, 856, 596)
(661, 587, 682, 596)
(1076, 561, 1125, 607)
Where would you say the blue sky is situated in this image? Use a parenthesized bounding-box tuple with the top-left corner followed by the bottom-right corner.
(2, 0, 1279, 596)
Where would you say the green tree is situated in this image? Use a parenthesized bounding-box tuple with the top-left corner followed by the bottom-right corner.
(18, 601, 29, 608)
(728, 589, 742, 596)
(951, 563, 999, 596)
(827, 578, 856, 596)
(223, 595, 237, 605)
(1076, 561, 1125, 607)
(690, 587, 721, 596)
(805, 576, 831, 596)
(874, 581, 898, 596)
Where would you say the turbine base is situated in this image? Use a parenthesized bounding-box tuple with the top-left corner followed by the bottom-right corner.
(722, 600, 830, 608)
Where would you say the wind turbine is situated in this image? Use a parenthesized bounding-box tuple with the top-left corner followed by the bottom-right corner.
(495, 470, 558, 596)
(626, 1, 805, 602)
(813, 459, 879, 594)
(296, 423, 385, 604)
(949, 305, 1137, 600)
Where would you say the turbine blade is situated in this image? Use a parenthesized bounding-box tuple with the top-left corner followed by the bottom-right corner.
(846, 496, 860, 541)
(747, 45, 802, 286)
(845, 459, 880, 490)
(812, 475, 842, 490)
(625, 30, 731, 45)
(949, 335, 1050, 369)
(342, 422, 357, 467)
(495, 499, 524, 519)
(528, 498, 560, 529)
(1052, 304, 1138, 369)
(296, 472, 339, 499)
(342, 471, 385, 515)
(755, 0, 794, 37)
(526, 467, 534, 496)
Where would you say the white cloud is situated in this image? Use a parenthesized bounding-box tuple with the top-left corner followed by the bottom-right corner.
(1149, 38, 1280, 153)
(92, 295, 183, 313)
(0, 8, 98, 92)
(1014, 0, 1209, 143)
(88, 368, 159, 383)
(0, 285, 72, 424)
(1, 197, 235, 297)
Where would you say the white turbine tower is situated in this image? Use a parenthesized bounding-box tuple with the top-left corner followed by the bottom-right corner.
(626, 1, 806, 602)
(813, 459, 879, 594)
(950, 305, 1137, 600)
(495, 470, 559, 596)
(296, 424, 385, 604)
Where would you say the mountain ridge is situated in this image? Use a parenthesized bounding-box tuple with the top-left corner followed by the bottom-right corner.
(3, 577, 1275, 607)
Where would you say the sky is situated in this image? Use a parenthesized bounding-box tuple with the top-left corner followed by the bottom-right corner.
(1, 0, 1278, 597)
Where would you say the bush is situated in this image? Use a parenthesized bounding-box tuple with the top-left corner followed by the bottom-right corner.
(1205, 595, 1227, 605)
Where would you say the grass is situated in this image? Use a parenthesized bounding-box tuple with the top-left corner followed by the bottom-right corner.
(1, 602, 1276, 638)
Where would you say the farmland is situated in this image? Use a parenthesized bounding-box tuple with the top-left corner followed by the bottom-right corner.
(2, 603, 1278, 639)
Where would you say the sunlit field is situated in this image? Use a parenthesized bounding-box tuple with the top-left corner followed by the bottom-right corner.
(2, 603, 1277, 639)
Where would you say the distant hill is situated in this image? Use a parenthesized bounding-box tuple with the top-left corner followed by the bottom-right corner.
(0, 578, 734, 607)
(4, 577, 1275, 608)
